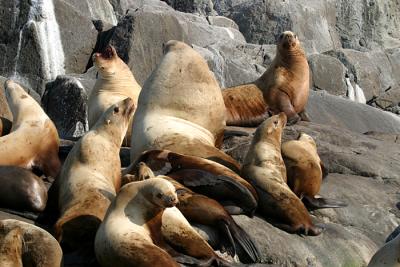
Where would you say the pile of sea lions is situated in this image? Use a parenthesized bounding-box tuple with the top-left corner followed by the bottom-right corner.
(0, 30, 392, 266)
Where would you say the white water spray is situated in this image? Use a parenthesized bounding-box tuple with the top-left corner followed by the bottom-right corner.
(354, 84, 367, 104)
(345, 78, 355, 101)
(346, 78, 366, 104)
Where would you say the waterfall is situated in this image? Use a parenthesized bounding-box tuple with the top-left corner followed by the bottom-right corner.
(354, 84, 367, 104)
(345, 78, 355, 101)
(12, 0, 65, 82)
(346, 78, 367, 104)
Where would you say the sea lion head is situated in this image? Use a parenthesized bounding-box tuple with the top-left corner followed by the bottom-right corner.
(298, 132, 317, 148)
(97, 97, 135, 142)
(255, 112, 287, 143)
(148, 178, 178, 208)
(277, 31, 300, 52)
(162, 40, 190, 54)
(93, 45, 119, 78)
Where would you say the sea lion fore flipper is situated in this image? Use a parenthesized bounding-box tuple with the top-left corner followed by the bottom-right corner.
(303, 196, 348, 210)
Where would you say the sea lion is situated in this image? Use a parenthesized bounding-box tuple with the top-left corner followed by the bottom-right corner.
(368, 231, 400, 267)
(0, 80, 61, 177)
(0, 117, 12, 136)
(55, 97, 135, 249)
(126, 149, 258, 216)
(88, 45, 141, 146)
(133, 162, 260, 263)
(0, 166, 47, 212)
(0, 219, 63, 267)
(282, 133, 347, 209)
(95, 178, 228, 267)
(241, 113, 322, 235)
(130, 40, 239, 172)
(223, 31, 310, 126)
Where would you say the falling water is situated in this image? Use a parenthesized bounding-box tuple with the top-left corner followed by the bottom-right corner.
(345, 78, 367, 104)
(12, 0, 65, 82)
(354, 84, 367, 104)
(345, 78, 355, 101)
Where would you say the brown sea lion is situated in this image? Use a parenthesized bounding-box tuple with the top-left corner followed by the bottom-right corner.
(0, 219, 63, 267)
(241, 113, 322, 235)
(133, 163, 260, 263)
(95, 178, 229, 267)
(282, 133, 347, 209)
(0, 166, 47, 212)
(0, 80, 61, 177)
(88, 45, 141, 146)
(126, 149, 258, 216)
(223, 31, 310, 126)
(0, 117, 12, 136)
(55, 97, 135, 249)
(130, 40, 239, 172)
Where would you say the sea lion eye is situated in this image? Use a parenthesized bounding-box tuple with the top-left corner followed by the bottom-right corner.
(156, 193, 163, 199)
(274, 120, 279, 126)
(114, 107, 119, 113)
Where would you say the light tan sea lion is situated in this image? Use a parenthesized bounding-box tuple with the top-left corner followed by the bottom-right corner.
(133, 163, 260, 263)
(223, 31, 310, 126)
(0, 219, 63, 267)
(282, 133, 346, 209)
(88, 45, 141, 146)
(130, 40, 239, 172)
(241, 113, 322, 235)
(0, 80, 61, 177)
(368, 232, 400, 267)
(55, 97, 135, 248)
(95, 178, 229, 267)
(0, 166, 47, 212)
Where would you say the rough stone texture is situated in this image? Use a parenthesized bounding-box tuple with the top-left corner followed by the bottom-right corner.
(161, 0, 216, 15)
(42, 76, 89, 139)
(0, 76, 12, 120)
(308, 54, 347, 96)
(206, 15, 239, 29)
(223, 122, 400, 266)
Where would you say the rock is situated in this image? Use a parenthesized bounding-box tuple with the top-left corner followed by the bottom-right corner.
(307, 91, 400, 134)
(223, 122, 400, 266)
(42, 75, 89, 139)
(308, 54, 347, 96)
(206, 15, 239, 30)
(0, 76, 12, 120)
(110, 0, 172, 16)
(107, 4, 246, 85)
(161, 0, 216, 15)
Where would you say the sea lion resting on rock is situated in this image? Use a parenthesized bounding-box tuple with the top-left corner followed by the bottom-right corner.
(0, 80, 61, 177)
(0, 166, 47, 212)
(130, 40, 239, 172)
(242, 113, 322, 235)
(55, 98, 135, 248)
(0, 219, 63, 267)
(282, 133, 347, 209)
(95, 178, 230, 267)
(128, 162, 260, 263)
(223, 31, 310, 126)
(88, 45, 141, 146)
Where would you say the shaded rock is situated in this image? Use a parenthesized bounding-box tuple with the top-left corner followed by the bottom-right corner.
(0, 76, 12, 120)
(207, 15, 239, 29)
(42, 76, 89, 139)
(110, 0, 172, 16)
(162, 0, 216, 15)
(63, 0, 118, 26)
(308, 54, 347, 96)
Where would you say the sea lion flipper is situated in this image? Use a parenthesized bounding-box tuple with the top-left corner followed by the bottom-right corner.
(303, 196, 347, 210)
(222, 218, 261, 263)
(298, 110, 310, 122)
(223, 85, 269, 127)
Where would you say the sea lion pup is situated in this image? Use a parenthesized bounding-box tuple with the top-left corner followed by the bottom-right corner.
(0, 219, 63, 267)
(88, 45, 141, 146)
(241, 113, 322, 235)
(95, 178, 230, 267)
(0, 166, 47, 212)
(126, 149, 258, 216)
(0, 117, 12, 136)
(223, 31, 310, 126)
(55, 97, 135, 249)
(368, 231, 400, 267)
(0, 80, 61, 177)
(134, 162, 261, 263)
(130, 40, 240, 172)
(282, 133, 347, 209)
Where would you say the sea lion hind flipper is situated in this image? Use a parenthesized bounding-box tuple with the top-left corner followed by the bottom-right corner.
(298, 110, 310, 122)
(173, 254, 214, 266)
(223, 218, 261, 263)
(223, 85, 269, 127)
(303, 196, 347, 210)
(222, 205, 244, 216)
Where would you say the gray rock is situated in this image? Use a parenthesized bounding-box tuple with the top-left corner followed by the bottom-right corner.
(42, 75, 89, 139)
(206, 15, 239, 30)
(0, 76, 12, 120)
(162, 0, 216, 15)
(308, 54, 347, 96)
